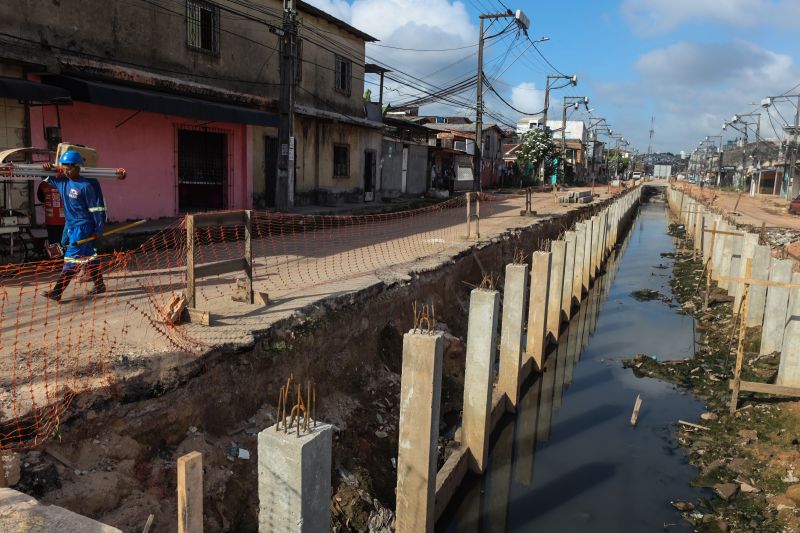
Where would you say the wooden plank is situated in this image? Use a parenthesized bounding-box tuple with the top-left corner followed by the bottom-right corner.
(142, 514, 154, 533)
(678, 420, 710, 431)
(194, 257, 249, 279)
(730, 259, 752, 413)
(729, 380, 800, 398)
(177, 451, 203, 533)
(630, 394, 642, 426)
(184, 308, 210, 327)
(191, 210, 248, 228)
(186, 215, 195, 308)
(703, 228, 744, 237)
(716, 276, 800, 289)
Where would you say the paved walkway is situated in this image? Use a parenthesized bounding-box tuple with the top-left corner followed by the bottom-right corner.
(0, 187, 620, 427)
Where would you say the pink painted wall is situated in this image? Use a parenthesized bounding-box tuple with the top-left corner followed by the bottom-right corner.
(29, 101, 252, 222)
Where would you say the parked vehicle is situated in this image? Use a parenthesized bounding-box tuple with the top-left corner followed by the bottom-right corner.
(789, 194, 800, 215)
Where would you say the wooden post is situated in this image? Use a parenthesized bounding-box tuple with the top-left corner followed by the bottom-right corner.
(705, 220, 718, 311)
(465, 192, 472, 239)
(177, 451, 203, 533)
(733, 191, 743, 213)
(730, 258, 753, 414)
(244, 210, 254, 304)
(475, 193, 480, 238)
(186, 215, 196, 309)
(759, 221, 766, 245)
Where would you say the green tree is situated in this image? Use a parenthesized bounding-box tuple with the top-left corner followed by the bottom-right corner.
(607, 148, 631, 177)
(516, 129, 557, 184)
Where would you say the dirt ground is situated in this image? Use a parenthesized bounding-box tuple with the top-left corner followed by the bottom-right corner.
(1, 189, 612, 532)
(624, 222, 800, 532)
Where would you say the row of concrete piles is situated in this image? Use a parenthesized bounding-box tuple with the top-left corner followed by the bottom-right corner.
(665, 188, 800, 385)
(394, 187, 642, 532)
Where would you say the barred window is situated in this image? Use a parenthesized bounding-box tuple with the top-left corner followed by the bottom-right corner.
(335, 55, 351, 95)
(333, 144, 349, 178)
(187, 0, 220, 54)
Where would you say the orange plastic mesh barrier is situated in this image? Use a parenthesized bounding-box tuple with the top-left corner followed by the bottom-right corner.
(0, 193, 525, 449)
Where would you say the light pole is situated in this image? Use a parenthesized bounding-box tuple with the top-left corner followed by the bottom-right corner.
(705, 134, 723, 186)
(475, 9, 530, 192)
(724, 114, 760, 191)
(558, 96, 589, 185)
(762, 95, 800, 199)
(542, 75, 577, 130)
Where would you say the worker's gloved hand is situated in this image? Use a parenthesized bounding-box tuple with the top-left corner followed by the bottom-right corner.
(42, 162, 54, 171)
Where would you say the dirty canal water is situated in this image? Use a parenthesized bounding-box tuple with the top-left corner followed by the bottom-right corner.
(438, 194, 708, 532)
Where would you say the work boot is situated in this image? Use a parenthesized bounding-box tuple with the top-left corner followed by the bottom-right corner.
(87, 265, 106, 296)
(43, 269, 77, 302)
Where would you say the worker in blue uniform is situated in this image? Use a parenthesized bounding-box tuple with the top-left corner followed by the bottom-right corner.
(41, 150, 107, 301)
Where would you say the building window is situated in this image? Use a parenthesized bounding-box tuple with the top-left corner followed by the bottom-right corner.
(333, 144, 349, 178)
(335, 55, 351, 95)
(187, 0, 220, 54)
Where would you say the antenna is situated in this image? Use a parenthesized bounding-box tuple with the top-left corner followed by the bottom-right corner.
(646, 115, 655, 172)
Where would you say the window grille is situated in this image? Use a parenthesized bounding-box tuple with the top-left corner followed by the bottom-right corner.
(187, 0, 220, 54)
(333, 144, 349, 178)
(335, 55, 351, 95)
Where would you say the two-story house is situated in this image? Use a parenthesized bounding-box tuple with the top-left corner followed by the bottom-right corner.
(0, 0, 381, 221)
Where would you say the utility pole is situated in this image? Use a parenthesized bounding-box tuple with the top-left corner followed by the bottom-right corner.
(474, 9, 529, 192)
(646, 115, 654, 175)
(276, 0, 297, 210)
(789, 95, 800, 199)
(474, 16, 486, 192)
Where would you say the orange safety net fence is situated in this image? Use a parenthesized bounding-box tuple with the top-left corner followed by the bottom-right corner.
(0, 193, 518, 449)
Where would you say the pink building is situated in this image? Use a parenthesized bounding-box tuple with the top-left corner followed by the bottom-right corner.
(26, 74, 277, 222)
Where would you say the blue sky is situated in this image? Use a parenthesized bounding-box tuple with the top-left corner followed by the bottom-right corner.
(309, 0, 800, 152)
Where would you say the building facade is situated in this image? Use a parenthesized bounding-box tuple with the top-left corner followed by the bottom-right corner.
(0, 0, 381, 222)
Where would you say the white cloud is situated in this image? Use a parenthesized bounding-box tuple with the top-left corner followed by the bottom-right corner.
(510, 82, 545, 115)
(620, 0, 800, 36)
(598, 39, 800, 151)
(304, 0, 525, 126)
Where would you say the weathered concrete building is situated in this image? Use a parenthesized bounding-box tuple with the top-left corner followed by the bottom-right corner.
(427, 123, 506, 190)
(0, 0, 381, 220)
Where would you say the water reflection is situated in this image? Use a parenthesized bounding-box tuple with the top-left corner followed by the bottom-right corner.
(438, 200, 706, 533)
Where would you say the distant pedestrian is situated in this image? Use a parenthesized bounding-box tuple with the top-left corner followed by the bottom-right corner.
(700, 179, 705, 189)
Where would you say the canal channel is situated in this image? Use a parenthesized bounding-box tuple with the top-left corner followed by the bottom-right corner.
(438, 190, 709, 532)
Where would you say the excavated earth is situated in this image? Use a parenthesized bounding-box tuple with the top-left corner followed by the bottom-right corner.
(5, 196, 624, 532)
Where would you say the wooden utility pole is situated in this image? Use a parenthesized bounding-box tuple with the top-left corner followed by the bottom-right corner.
(474, 16, 485, 193)
(276, 0, 297, 210)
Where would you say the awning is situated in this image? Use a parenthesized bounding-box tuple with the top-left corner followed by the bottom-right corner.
(42, 75, 278, 127)
(0, 77, 72, 103)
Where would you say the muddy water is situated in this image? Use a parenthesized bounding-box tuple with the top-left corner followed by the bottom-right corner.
(438, 197, 707, 532)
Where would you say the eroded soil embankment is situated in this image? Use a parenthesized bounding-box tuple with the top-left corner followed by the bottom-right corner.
(14, 198, 617, 532)
(624, 222, 800, 533)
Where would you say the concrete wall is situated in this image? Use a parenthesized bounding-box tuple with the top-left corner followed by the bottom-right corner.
(294, 116, 382, 203)
(29, 101, 251, 220)
(380, 139, 428, 196)
(0, 0, 369, 117)
(0, 62, 29, 212)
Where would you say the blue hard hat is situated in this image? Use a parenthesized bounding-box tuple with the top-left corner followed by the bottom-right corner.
(59, 150, 84, 166)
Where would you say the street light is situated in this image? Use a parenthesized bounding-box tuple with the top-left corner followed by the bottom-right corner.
(474, 8, 531, 191)
(763, 93, 800, 199)
(557, 96, 589, 185)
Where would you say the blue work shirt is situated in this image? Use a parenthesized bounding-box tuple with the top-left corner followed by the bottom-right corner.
(44, 176, 106, 236)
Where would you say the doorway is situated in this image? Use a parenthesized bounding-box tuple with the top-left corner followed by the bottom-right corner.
(401, 146, 409, 193)
(364, 149, 376, 201)
(177, 129, 228, 212)
(264, 135, 278, 208)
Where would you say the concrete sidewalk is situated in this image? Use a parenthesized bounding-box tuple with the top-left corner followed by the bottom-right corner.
(0, 187, 621, 427)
